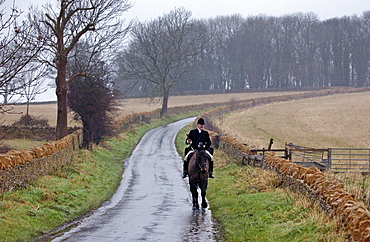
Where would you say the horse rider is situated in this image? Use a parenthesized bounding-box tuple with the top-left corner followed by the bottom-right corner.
(182, 118, 214, 178)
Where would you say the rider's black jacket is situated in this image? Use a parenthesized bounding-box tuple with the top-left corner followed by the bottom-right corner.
(186, 129, 212, 150)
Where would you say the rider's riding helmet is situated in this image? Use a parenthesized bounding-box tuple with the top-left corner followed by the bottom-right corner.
(197, 118, 205, 125)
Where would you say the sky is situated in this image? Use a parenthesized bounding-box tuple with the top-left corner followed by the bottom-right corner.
(127, 0, 370, 21)
(5, 0, 370, 22)
(3, 0, 370, 102)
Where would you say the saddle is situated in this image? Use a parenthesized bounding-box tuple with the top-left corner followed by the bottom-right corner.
(184, 142, 213, 162)
(186, 148, 213, 162)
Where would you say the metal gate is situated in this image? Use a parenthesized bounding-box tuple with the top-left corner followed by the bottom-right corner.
(328, 148, 370, 172)
(252, 142, 370, 172)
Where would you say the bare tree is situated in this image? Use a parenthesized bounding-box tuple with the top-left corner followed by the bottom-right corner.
(27, 0, 132, 139)
(16, 62, 49, 116)
(118, 8, 208, 117)
(0, 0, 43, 104)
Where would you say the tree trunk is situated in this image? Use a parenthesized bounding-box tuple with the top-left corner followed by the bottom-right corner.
(56, 55, 68, 140)
(26, 101, 30, 116)
(82, 124, 92, 150)
(160, 88, 170, 117)
(3, 84, 9, 104)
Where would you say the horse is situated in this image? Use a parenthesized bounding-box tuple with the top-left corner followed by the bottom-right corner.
(188, 143, 209, 210)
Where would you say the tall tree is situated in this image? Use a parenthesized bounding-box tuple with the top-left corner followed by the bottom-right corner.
(27, 0, 131, 139)
(118, 8, 208, 117)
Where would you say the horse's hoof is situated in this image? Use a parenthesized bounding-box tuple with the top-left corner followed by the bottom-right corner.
(201, 208, 206, 212)
(202, 203, 208, 209)
(192, 205, 199, 210)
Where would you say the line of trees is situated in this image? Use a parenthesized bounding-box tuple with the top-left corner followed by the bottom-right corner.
(117, 11, 370, 98)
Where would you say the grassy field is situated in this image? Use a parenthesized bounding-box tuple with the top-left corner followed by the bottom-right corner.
(214, 91, 370, 149)
(1, 91, 302, 126)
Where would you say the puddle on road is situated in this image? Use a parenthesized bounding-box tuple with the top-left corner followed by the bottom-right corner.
(183, 208, 223, 241)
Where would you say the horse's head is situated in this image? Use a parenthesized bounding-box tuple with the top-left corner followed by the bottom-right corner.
(196, 149, 208, 174)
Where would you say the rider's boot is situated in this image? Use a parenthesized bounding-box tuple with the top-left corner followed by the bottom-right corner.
(209, 160, 214, 178)
(182, 158, 189, 178)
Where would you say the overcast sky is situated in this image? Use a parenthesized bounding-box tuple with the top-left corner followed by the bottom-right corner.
(3, 0, 370, 102)
(128, 0, 370, 21)
(5, 0, 370, 21)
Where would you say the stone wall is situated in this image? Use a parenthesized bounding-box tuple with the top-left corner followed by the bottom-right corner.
(0, 130, 82, 192)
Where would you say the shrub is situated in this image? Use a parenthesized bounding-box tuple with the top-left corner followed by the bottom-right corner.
(0, 144, 12, 154)
(12, 115, 49, 128)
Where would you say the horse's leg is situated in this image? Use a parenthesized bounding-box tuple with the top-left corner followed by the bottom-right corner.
(189, 181, 199, 210)
(200, 181, 208, 209)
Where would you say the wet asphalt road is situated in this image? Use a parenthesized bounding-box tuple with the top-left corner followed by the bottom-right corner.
(53, 117, 219, 242)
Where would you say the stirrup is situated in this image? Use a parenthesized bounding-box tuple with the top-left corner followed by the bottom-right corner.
(182, 172, 188, 178)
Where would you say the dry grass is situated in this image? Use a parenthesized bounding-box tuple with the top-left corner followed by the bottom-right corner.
(1, 103, 59, 126)
(214, 91, 370, 149)
(1, 139, 46, 151)
(2, 91, 301, 126)
(325, 170, 370, 207)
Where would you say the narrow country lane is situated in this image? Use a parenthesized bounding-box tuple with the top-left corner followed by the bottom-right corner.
(53, 117, 220, 242)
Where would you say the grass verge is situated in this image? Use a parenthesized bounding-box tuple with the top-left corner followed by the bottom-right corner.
(176, 125, 347, 241)
(0, 112, 199, 241)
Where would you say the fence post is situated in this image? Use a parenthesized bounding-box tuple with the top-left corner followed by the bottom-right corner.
(268, 138, 273, 149)
(328, 148, 332, 169)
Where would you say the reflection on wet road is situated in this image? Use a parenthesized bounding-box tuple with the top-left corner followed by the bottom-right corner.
(53, 117, 220, 241)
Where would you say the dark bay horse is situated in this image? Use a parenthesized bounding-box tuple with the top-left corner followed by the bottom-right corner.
(188, 148, 209, 210)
